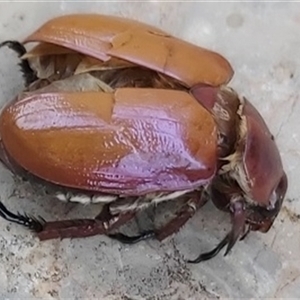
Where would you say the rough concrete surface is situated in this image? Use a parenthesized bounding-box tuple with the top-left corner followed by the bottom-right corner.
(0, 2, 299, 299)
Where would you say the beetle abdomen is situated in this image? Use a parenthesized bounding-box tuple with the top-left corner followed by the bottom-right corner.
(0, 88, 217, 196)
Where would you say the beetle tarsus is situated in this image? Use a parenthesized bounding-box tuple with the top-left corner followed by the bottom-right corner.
(0, 40, 26, 57)
(188, 234, 228, 263)
(108, 194, 206, 244)
(239, 225, 250, 241)
(108, 230, 155, 244)
(22, 213, 45, 232)
(0, 201, 44, 232)
(188, 200, 246, 263)
(0, 40, 37, 86)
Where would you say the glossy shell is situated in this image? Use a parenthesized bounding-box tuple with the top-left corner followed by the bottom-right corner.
(243, 100, 285, 205)
(24, 14, 233, 87)
(0, 88, 217, 195)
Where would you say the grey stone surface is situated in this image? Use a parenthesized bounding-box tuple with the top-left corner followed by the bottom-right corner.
(0, 2, 299, 299)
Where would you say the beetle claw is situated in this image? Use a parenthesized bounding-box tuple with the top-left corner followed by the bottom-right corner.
(224, 232, 239, 256)
(0, 40, 26, 57)
(0, 201, 44, 232)
(187, 232, 240, 263)
(0, 40, 37, 86)
(188, 234, 228, 263)
(22, 213, 45, 232)
(188, 200, 246, 263)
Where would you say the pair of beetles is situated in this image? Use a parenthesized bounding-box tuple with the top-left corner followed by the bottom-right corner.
(0, 14, 287, 263)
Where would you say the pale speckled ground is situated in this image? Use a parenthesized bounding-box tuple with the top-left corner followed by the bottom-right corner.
(0, 2, 299, 299)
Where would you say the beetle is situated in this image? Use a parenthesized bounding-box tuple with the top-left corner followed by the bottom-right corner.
(0, 14, 287, 262)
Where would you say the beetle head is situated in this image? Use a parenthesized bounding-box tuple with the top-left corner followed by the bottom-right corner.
(219, 95, 287, 229)
(211, 93, 288, 256)
(192, 85, 287, 229)
(243, 172, 287, 233)
(211, 170, 287, 234)
(190, 85, 288, 259)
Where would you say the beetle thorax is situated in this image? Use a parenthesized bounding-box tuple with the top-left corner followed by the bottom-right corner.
(213, 91, 255, 205)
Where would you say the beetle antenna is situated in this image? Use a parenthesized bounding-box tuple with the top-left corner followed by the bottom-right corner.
(0, 201, 44, 232)
(188, 200, 246, 263)
(0, 40, 37, 86)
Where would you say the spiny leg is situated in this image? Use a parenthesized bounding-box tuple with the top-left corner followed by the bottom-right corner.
(36, 202, 137, 241)
(0, 40, 37, 86)
(108, 192, 207, 244)
(0, 201, 44, 232)
(0, 198, 137, 241)
(0, 201, 99, 240)
(188, 200, 246, 263)
(37, 218, 102, 240)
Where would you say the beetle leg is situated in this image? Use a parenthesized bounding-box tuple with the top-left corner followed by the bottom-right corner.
(155, 193, 207, 241)
(239, 224, 250, 241)
(36, 203, 137, 241)
(36, 218, 123, 241)
(94, 202, 116, 222)
(36, 219, 104, 240)
(108, 192, 207, 244)
(188, 200, 246, 263)
(0, 197, 137, 240)
(108, 231, 155, 244)
(96, 203, 137, 232)
(0, 201, 44, 231)
(0, 40, 37, 86)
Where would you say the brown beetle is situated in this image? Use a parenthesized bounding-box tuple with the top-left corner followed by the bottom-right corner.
(0, 14, 287, 262)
